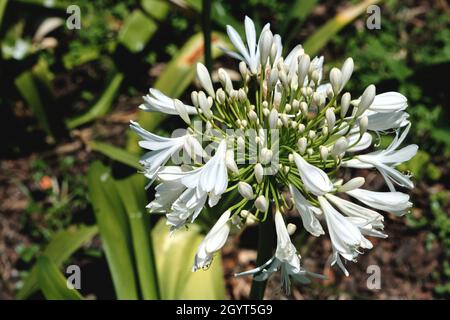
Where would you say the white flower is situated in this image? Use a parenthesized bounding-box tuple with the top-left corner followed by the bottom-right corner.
(293, 153, 333, 196)
(140, 88, 197, 115)
(289, 185, 324, 237)
(192, 210, 231, 271)
(162, 140, 229, 207)
(318, 196, 372, 276)
(130, 121, 199, 182)
(235, 211, 323, 293)
(366, 110, 410, 131)
(196, 63, 215, 98)
(222, 16, 270, 74)
(343, 123, 418, 191)
(369, 92, 408, 113)
(346, 188, 412, 216)
(167, 187, 208, 231)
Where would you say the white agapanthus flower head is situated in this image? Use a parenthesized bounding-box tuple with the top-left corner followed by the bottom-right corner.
(130, 16, 418, 294)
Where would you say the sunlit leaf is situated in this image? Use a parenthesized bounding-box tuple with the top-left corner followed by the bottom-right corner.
(115, 174, 159, 299)
(152, 219, 226, 300)
(66, 72, 124, 129)
(118, 10, 157, 53)
(87, 161, 138, 299)
(17, 225, 98, 299)
(304, 0, 381, 56)
(36, 256, 83, 300)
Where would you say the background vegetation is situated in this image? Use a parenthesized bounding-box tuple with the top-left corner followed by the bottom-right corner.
(0, 0, 449, 299)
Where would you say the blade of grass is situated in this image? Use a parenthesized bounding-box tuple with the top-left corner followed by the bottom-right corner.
(118, 10, 157, 53)
(115, 174, 160, 300)
(36, 256, 83, 300)
(0, 0, 8, 27)
(66, 72, 124, 129)
(15, 71, 54, 141)
(304, 0, 382, 56)
(87, 161, 138, 299)
(89, 140, 141, 170)
(17, 225, 97, 299)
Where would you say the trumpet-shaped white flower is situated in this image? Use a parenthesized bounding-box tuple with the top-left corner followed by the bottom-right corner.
(369, 92, 408, 113)
(293, 153, 333, 196)
(318, 196, 372, 276)
(346, 188, 412, 216)
(193, 210, 231, 271)
(162, 140, 229, 207)
(130, 121, 201, 182)
(235, 211, 323, 293)
(140, 88, 197, 115)
(289, 185, 324, 237)
(223, 16, 270, 74)
(343, 124, 418, 191)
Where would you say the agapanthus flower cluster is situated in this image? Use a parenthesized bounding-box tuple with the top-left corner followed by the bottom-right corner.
(131, 16, 417, 294)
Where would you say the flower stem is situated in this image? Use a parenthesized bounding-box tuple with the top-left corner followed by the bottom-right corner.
(249, 211, 275, 300)
(201, 0, 212, 72)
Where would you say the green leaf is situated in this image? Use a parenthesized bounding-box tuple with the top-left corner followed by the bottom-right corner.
(15, 71, 54, 140)
(141, 0, 169, 20)
(89, 140, 141, 170)
(36, 256, 83, 300)
(17, 225, 98, 299)
(0, 0, 8, 27)
(118, 10, 157, 53)
(126, 32, 228, 152)
(152, 219, 226, 299)
(66, 72, 124, 129)
(87, 161, 138, 299)
(304, 0, 381, 56)
(115, 174, 160, 299)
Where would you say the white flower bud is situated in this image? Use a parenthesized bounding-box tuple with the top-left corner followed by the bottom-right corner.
(191, 92, 199, 109)
(320, 146, 329, 161)
(226, 149, 239, 174)
(281, 114, 289, 127)
(338, 177, 365, 192)
(270, 42, 278, 63)
(287, 223, 297, 236)
(260, 148, 273, 165)
(330, 67, 343, 94)
(288, 153, 294, 163)
(359, 116, 368, 135)
(306, 148, 314, 156)
(259, 29, 273, 67)
(198, 91, 213, 119)
(340, 57, 354, 91)
(292, 99, 300, 111)
(285, 103, 292, 113)
(196, 63, 215, 98)
(269, 109, 279, 129)
(239, 61, 248, 79)
(291, 120, 298, 129)
(174, 99, 190, 124)
(238, 88, 247, 102)
(297, 54, 310, 86)
(255, 163, 264, 184)
(341, 92, 351, 118)
(269, 68, 278, 89)
(240, 210, 249, 218)
(311, 70, 320, 84)
(298, 123, 305, 133)
(298, 137, 307, 154)
(355, 84, 376, 117)
(237, 136, 245, 149)
(218, 68, 233, 94)
(322, 126, 329, 136)
(326, 108, 336, 133)
(216, 88, 226, 104)
(331, 137, 348, 156)
(248, 110, 258, 122)
(300, 102, 308, 114)
(238, 182, 255, 200)
(308, 130, 316, 140)
(255, 195, 268, 212)
(263, 108, 270, 117)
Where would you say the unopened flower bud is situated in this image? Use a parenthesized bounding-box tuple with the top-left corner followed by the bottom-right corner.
(298, 137, 307, 154)
(225, 149, 239, 174)
(338, 177, 365, 192)
(238, 182, 255, 200)
(359, 116, 368, 135)
(255, 163, 264, 184)
(340, 57, 354, 91)
(331, 137, 348, 156)
(269, 109, 279, 129)
(320, 146, 329, 161)
(287, 223, 297, 235)
(298, 54, 310, 86)
(174, 99, 190, 124)
(341, 92, 351, 118)
(326, 108, 336, 133)
(330, 68, 343, 94)
(355, 84, 376, 117)
(255, 195, 268, 212)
